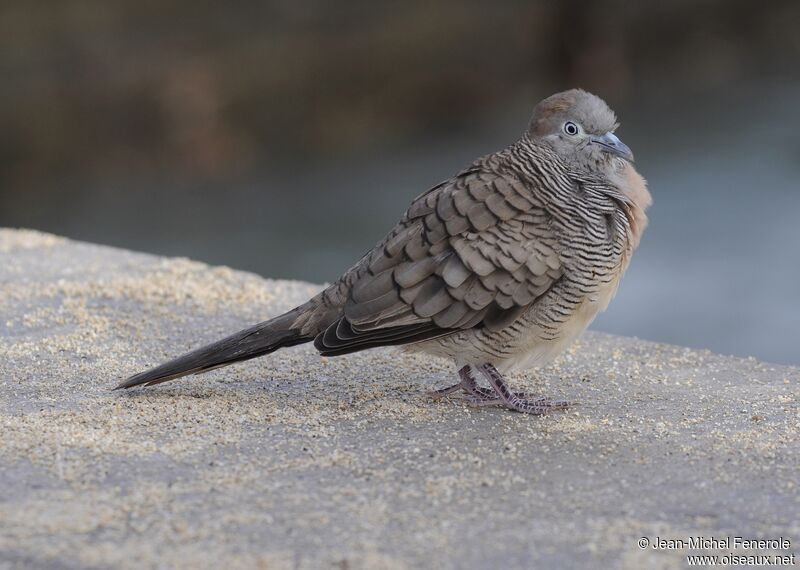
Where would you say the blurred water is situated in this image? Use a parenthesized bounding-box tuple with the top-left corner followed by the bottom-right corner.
(9, 82, 800, 365)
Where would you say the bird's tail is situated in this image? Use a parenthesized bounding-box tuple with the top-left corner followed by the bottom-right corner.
(114, 305, 314, 390)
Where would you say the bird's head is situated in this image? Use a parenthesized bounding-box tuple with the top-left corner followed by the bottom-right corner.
(528, 89, 633, 171)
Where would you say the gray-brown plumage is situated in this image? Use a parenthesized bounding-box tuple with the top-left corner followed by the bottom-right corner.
(116, 89, 652, 414)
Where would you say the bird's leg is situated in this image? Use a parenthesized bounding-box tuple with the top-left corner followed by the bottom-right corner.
(429, 365, 499, 402)
(477, 363, 570, 415)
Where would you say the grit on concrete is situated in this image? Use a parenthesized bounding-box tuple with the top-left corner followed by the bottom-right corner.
(0, 229, 798, 570)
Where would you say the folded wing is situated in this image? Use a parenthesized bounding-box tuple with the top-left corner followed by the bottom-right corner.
(314, 166, 563, 356)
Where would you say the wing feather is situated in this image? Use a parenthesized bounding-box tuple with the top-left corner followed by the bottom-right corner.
(313, 164, 563, 356)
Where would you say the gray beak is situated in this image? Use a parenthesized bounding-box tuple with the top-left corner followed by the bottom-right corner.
(592, 132, 634, 162)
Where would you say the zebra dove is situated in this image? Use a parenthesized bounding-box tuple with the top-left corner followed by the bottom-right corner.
(116, 89, 652, 414)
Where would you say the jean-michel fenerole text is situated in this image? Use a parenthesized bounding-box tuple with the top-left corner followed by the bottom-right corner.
(651, 536, 791, 551)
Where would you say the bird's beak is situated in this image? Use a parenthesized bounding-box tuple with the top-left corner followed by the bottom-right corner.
(592, 132, 634, 162)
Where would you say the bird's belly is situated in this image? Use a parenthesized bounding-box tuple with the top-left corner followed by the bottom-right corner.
(513, 298, 604, 368)
(411, 275, 621, 371)
(509, 276, 622, 369)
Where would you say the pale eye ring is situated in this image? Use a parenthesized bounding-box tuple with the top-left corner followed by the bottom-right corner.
(563, 121, 579, 136)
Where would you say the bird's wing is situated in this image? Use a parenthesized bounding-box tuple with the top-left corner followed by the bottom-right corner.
(313, 165, 563, 355)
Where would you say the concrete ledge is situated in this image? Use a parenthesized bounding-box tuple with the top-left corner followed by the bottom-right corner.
(1, 229, 797, 569)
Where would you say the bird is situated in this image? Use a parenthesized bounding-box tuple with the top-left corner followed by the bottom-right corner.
(116, 89, 652, 414)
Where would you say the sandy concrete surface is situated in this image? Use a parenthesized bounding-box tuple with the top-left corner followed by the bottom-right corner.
(1, 228, 798, 570)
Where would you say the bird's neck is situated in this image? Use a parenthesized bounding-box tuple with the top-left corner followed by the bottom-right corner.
(511, 137, 651, 249)
(608, 160, 652, 249)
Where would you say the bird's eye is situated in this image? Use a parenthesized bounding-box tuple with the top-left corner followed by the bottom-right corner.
(563, 121, 579, 136)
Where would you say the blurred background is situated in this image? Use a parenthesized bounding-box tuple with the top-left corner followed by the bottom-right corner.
(2, 1, 799, 364)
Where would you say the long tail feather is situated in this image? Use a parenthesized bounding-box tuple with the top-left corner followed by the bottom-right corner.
(115, 306, 312, 389)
